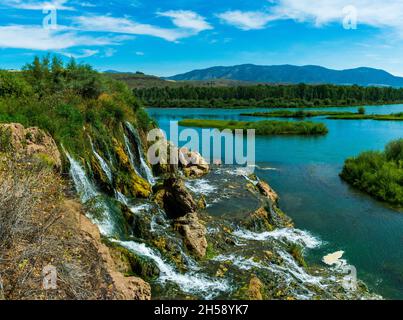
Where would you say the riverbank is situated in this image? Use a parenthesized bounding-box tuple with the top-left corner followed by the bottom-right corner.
(0, 124, 151, 300)
(178, 119, 328, 135)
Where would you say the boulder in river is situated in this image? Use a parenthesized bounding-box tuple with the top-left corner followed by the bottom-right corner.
(179, 147, 210, 178)
(154, 176, 198, 218)
(174, 212, 208, 259)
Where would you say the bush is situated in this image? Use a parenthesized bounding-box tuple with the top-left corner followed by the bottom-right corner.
(340, 140, 403, 206)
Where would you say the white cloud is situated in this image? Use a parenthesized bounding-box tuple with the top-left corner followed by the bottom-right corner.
(3, 0, 74, 10)
(59, 49, 99, 59)
(0, 25, 124, 50)
(217, 10, 274, 30)
(218, 0, 403, 34)
(157, 10, 212, 32)
(270, 0, 403, 27)
(135, 51, 144, 56)
(72, 14, 211, 42)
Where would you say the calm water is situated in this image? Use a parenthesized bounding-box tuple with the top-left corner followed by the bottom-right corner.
(147, 105, 403, 299)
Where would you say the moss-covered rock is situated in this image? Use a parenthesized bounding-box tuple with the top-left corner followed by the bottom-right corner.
(242, 207, 275, 232)
(108, 243, 160, 281)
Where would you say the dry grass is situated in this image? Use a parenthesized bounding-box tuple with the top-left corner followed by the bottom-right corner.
(0, 154, 115, 300)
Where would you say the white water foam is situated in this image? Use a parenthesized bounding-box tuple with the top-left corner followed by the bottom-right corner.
(115, 191, 129, 205)
(185, 179, 217, 196)
(114, 240, 231, 299)
(233, 228, 322, 249)
(129, 203, 152, 214)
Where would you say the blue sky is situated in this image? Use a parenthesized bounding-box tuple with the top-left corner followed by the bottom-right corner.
(1, 0, 403, 76)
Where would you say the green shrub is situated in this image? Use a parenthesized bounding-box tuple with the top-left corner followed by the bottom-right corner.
(341, 140, 403, 206)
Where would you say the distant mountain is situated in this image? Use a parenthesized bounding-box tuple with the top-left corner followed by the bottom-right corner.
(103, 70, 129, 74)
(167, 64, 403, 87)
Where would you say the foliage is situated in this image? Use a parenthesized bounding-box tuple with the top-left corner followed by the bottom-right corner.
(340, 139, 403, 207)
(0, 55, 152, 158)
(134, 83, 403, 108)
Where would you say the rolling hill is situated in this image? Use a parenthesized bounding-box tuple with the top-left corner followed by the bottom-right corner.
(167, 64, 403, 87)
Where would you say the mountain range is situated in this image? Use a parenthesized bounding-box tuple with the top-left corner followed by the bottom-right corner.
(167, 64, 403, 87)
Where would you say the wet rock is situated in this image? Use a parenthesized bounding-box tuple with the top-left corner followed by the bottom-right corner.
(197, 195, 207, 210)
(154, 177, 198, 218)
(175, 212, 208, 259)
(0, 123, 62, 170)
(242, 207, 274, 232)
(257, 180, 279, 204)
(150, 138, 178, 175)
(179, 147, 210, 178)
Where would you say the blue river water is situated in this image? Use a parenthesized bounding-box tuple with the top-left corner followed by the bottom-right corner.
(147, 105, 403, 299)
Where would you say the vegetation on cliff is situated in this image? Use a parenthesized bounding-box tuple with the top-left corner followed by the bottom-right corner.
(134, 83, 403, 108)
(178, 119, 328, 135)
(340, 139, 403, 207)
(0, 56, 154, 157)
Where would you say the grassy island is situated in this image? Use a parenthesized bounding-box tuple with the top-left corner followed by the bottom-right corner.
(178, 119, 328, 135)
(327, 112, 403, 121)
(241, 110, 356, 118)
(340, 139, 403, 207)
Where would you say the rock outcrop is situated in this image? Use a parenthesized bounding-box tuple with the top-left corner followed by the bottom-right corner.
(154, 176, 208, 258)
(0, 123, 61, 169)
(76, 201, 152, 300)
(179, 147, 210, 178)
(154, 177, 198, 218)
(257, 180, 279, 204)
(174, 212, 208, 259)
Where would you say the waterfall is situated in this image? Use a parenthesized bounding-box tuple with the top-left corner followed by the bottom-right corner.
(115, 190, 129, 205)
(64, 148, 114, 236)
(64, 150, 98, 203)
(126, 122, 155, 185)
(124, 134, 141, 177)
(90, 140, 113, 183)
(114, 240, 231, 299)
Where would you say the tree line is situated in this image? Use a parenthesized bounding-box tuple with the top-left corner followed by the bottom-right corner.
(133, 83, 403, 108)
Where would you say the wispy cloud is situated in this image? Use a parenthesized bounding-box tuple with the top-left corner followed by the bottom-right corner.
(218, 0, 403, 34)
(72, 12, 212, 42)
(59, 48, 99, 58)
(0, 25, 126, 50)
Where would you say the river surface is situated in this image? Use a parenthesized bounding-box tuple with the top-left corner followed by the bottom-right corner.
(147, 104, 403, 299)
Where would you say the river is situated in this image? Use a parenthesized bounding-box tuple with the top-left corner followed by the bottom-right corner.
(147, 104, 403, 299)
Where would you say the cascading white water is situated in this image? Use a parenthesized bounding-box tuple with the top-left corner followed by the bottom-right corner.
(64, 149, 115, 235)
(65, 147, 230, 299)
(114, 240, 231, 299)
(90, 141, 113, 183)
(124, 134, 141, 177)
(126, 122, 155, 185)
(64, 150, 98, 203)
(233, 228, 322, 249)
(115, 190, 129, 205)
